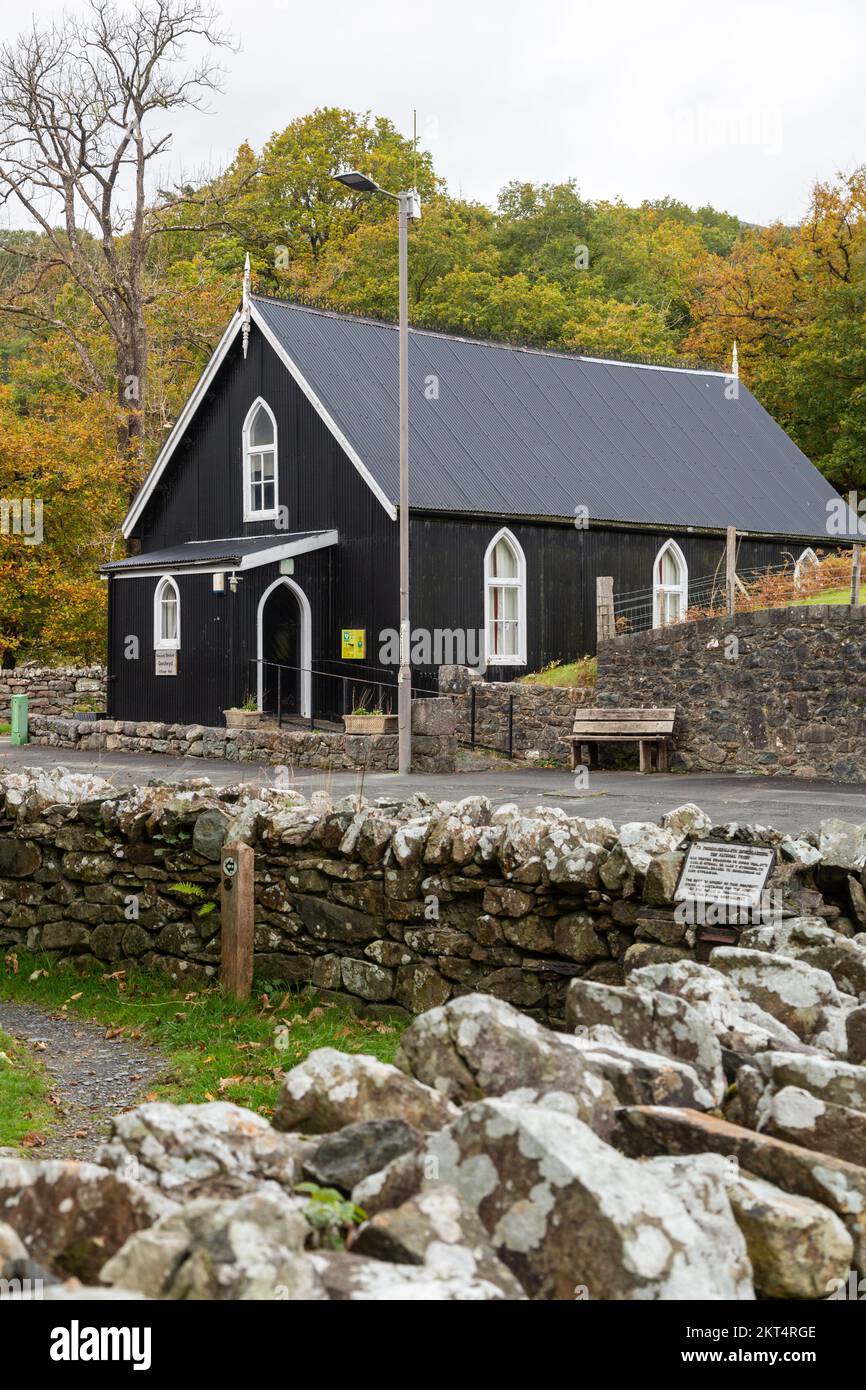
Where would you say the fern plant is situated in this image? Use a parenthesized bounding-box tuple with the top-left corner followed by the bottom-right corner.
(168, 881, 217, 917)
(169, 881, 207, 899)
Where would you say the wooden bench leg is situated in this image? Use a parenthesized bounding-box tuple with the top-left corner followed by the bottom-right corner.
(639, 740, 651, 774)
(572, 740, 591, 770)
(657, 739, 670, 773)
(572, 741, 600, 772)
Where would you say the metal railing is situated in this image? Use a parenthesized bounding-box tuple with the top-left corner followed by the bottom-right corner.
(246, 658, 440, 731)
(246, 658, 519, 760)
(467, 684, 515, 758)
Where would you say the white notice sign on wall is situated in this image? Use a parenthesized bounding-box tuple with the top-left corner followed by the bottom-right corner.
(155, 650, 177, 676)
(675, 841, 775, 910)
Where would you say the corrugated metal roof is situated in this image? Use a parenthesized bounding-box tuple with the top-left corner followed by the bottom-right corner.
(102, 532, 331, 572)
(255, 297, 847, 538)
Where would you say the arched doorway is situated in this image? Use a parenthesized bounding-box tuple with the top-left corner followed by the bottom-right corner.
(257, 577, 311, 719)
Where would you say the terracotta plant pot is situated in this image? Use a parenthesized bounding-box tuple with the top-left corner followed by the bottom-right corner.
(343, 713, 398, 735)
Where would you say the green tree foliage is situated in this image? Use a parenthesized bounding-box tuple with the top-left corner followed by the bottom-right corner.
(493, 180, 594, 282)
(686, 170, 866, 491)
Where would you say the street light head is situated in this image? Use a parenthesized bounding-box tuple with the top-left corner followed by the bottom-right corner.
(333, 169, 379, 193)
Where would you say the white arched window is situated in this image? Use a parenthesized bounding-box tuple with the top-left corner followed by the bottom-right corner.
(243, 398, 278, 521)
(794, 547, 819, 585)
(484, 528, 527, 665)
(653, 539, 688, 628)
(154, 575, 180, 650)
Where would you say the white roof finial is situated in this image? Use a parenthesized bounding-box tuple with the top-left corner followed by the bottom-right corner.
(242, 252, 251, 360)
(731, 339, 739, 379)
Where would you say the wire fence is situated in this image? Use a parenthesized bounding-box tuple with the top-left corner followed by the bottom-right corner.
(611, 554, 846, 635)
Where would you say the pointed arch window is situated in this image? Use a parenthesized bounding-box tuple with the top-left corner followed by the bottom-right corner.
(484, 528, 527, 665)
(794, 547, 819, 585)
(243, 398, 278, 520)
(653, 539, 688, 628)
(154, 575, 180, 650)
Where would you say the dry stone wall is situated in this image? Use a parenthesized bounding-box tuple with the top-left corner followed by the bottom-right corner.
(0, 666, 106, 721)
(596, 605, 866, 781)
(27, 697, 457, 774)
(2, 767, 865, 1025)
(439, 665, 594, 761)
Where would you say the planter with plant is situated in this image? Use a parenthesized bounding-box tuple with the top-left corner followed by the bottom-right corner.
(74, 703, 108, 721)
(343, 689, 397, 736)
(223, 693, 268, 728)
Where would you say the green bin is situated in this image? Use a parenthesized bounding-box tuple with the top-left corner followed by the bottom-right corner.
(10, 693, 28, 745)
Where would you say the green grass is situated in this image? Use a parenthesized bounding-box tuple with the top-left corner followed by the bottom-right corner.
(0, 723, 9, 735)
(0, 951, 406, 1121)
(787, 587, 856, 607)
(520, 657, 597, 688)
(0, 1026, 57, 1149)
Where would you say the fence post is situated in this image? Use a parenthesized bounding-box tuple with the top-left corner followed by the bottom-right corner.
(852, 545, 862, 607)
(726, 527, 737, 617)
(507, 694, 514, 759)
(220, 841, 254, 1001)
(596, 576, 615, 642)
(469, 684, 476, 748)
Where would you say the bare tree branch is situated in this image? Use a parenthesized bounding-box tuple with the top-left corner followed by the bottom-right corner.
(0, 0, 236, 496)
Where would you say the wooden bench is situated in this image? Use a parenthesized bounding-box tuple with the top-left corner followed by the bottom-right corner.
(570, 707, 677, 774)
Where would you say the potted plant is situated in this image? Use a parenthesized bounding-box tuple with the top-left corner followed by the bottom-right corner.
(223, 692, 268, 729)
(74, 704, 108, 722)
(343, 690, 397, 736)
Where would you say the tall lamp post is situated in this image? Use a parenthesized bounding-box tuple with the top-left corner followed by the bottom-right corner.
(333, 170, 420, 775)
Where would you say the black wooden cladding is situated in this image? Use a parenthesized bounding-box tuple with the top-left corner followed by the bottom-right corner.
(114, 325, 400, 725)
(110, 322, 817, 725)
(407, 515, 795, 678)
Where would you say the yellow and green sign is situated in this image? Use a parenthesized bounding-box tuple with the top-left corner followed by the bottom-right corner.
(341, 628, 366, 659)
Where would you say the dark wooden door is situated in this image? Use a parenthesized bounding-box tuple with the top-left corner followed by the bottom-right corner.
(262, 583, 300, 716)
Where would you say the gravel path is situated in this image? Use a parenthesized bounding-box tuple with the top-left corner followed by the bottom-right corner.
(0, 1000, 168, 1160)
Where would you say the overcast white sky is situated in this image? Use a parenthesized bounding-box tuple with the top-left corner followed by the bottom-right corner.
(9, 0, 866, 225)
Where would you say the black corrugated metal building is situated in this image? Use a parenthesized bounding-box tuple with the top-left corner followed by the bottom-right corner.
(105, 295, 853, 726)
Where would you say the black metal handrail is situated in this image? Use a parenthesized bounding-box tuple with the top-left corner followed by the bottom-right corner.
(467, 683, 515, 758)
(246, 657, 517, 758)
(247, 657, 441, 732)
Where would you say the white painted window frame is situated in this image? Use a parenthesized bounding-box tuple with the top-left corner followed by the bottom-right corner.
(154, 574, 181, 650)
(484, 526, 527, 666)
(794, 546, 819, 585)
(652, 538, 688, 629)
(242, 397, 279, 522)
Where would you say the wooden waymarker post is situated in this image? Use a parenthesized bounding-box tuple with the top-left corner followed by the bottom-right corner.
(220, 841, 254, 1000)
(726, 527, 737, 617)
(596, 575, 615, 642)
(852, 544, 862, 607)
